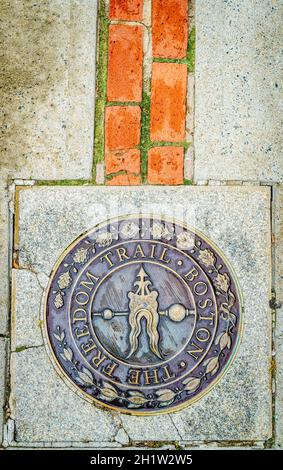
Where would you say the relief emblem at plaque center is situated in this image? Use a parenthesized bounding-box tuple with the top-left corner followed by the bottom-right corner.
(45, 216, 243, 414)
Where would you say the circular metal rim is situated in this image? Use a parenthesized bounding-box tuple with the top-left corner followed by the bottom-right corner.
(42, 213, 244, 416)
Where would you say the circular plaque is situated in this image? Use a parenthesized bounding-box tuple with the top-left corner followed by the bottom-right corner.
(44, 215, 243, 415)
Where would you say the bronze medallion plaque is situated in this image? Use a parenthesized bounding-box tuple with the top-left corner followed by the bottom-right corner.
(44, 216, 243, 415)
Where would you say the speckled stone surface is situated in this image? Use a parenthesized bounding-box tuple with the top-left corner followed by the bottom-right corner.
(274, 186, 283, 447)
(0, 338, 7, 445)
(11, 270, 44, 351)
(12, 185, 272, 443)
(0, 174, 10, 334)
(0, 0, 97, 333)
(9, 347, 118, 443)
(170, 354, 270, 441)
(0, 0, 97, 180)
(194, 0, 283, 183)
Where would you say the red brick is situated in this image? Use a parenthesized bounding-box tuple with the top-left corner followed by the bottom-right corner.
(148, 147, 184, 185)
(105, 149, 140, 174)
(109, 0, 143, 21)
(107, 25, 143, 102)
(107, 173, 141, 185)
(150, 63, 187, 142)
(105, 106, 141, 151)
(152, 0, 188, 59)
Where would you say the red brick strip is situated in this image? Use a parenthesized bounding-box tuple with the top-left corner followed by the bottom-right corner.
(105, 148, 141, 185)
(107, 173, 141, 185)
(152, 0, 188, 59)
(107, 24, 143, 103)
(150, 62, 187, 143)
(105, 106, 141, 185)
(106, 149, 140, 174)
(102, 1, 189, 185)
(109, 0, 144, 21)
(148, 147, 184, 185)
(105, 106, 141, 150)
